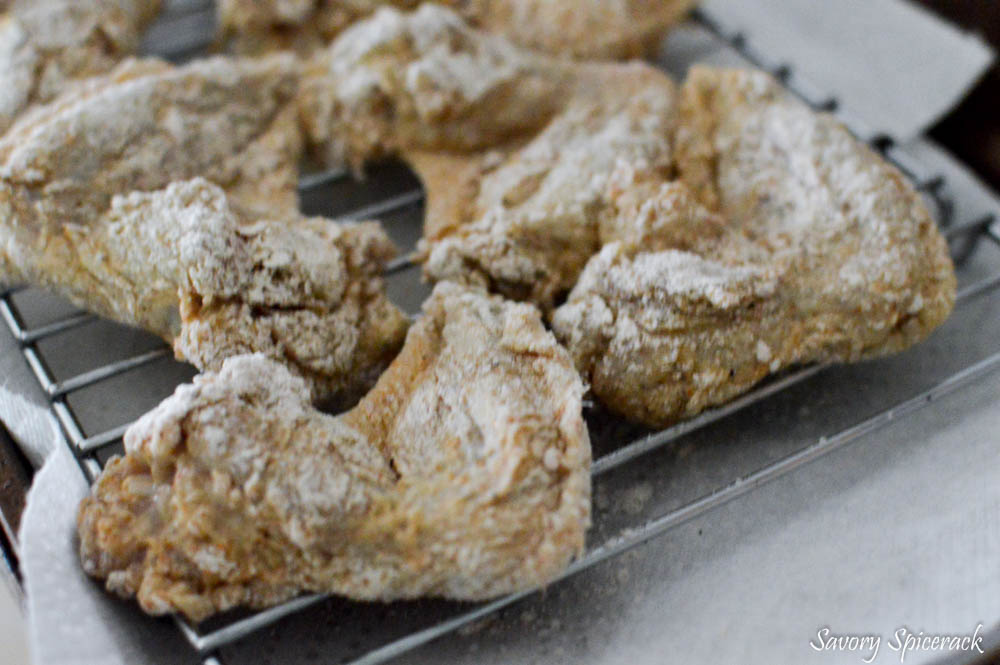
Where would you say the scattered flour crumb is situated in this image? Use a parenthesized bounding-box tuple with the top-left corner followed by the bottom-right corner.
(620, 482, 653, 516)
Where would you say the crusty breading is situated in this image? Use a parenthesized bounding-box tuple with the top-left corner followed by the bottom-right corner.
(299, 5, 569, 168)
(413, 62, 676, 306)
(0, 0, 162, 134)
(0, 57, 411, 401)
(550, 67, 956, 427)
(304, 8, 955, 426)
(300, 5, 678, 307)
(218, 0, 694, 59)
(69, 178, 406, 403)
(458, 0, 697, 60)
(77, 282, 590, 622)
(217, 0, 418, 55)
(0, 54, 303, 222)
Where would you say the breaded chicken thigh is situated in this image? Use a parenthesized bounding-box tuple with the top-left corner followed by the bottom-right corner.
(67, 178, 406, 403)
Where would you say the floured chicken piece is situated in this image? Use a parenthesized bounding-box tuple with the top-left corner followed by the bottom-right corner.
(217, 0, 418, 55)
(0, 0, 162, 134)
(78, 283, 590, 622)
(0, 54, 409, 400)
(462, 0, 697, 60)
(551, 67, 956, 427)
(301, 4, 678, 307)
(218, 0, 694, 59)
(0, 54, 303, 222)
(59, 178, 406, 402)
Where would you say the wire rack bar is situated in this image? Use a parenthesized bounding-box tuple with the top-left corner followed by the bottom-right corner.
(51, 402, 85, 448)
(75, 423, 135, 454)
(47, 347, 171, 397)
(957, 272, 1000, 302)
(165, 0, 214, 15)
(297, 168, 350, 192)
(945, 214, 995, 241)
(24, 346, 171, 399)
(185, 595, 326, 654)
(0, 300, 94, 344)
(385, 252, 420, 275)
(591, 363, 827, 475)
(16, 313, 95, 344)
(343, 190, 425, 221)
(81, 457, 102, 484)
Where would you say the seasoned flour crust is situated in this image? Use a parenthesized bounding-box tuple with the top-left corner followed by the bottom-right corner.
(301, 4, 679, 307)
(0, 56, 408, 401)
(550, 67, 956, 427)
(217, 0, 694, 59)
(0, 0, 162, 134)
(78, 283, 590, 622)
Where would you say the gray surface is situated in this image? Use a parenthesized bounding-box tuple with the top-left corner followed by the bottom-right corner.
(0, 578, 28, 665)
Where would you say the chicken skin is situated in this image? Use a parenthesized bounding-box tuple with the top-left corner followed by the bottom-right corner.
(78, 282, 590, 622)
(0, 56, 408, 401)
(550, 67, 956, 427)
(300, 4, 679, 307)
(217, 0, 695, 60)
(0, 0, 162, 134)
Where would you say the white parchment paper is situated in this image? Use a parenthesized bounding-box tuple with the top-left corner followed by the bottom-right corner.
(700, 0, 994, 141)
(7, 386, 195, 665)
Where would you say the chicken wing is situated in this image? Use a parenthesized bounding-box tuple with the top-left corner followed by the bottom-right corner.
(78, 282, 590, 622)
(550, 67, 956, 427)
(0, 53, 303, 222)
(458, 0, 697, 60)
(218, 0, 695, 59)
(0, 0, 162, 134)
(300, 5, 678, 307)
(67, 178, 405, 404)
(0, 56, 411, 401)
(217, 0, 417, 55)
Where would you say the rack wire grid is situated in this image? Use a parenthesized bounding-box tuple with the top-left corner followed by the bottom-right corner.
(2, 2, 1000, 664)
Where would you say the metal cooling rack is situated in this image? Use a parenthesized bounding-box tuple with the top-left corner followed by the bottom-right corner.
(2, 2, 1000, 664)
